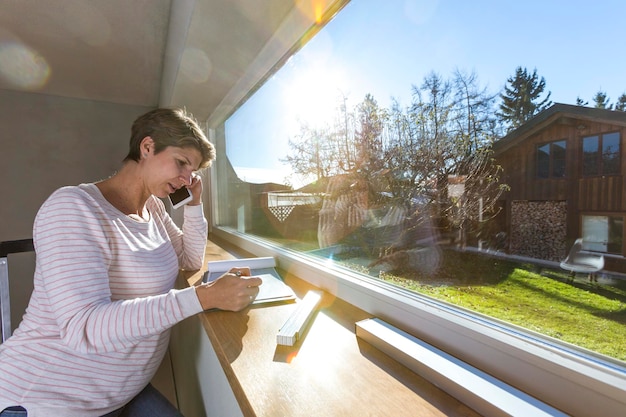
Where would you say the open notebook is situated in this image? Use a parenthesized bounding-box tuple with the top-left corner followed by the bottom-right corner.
(203, 257, 296, 306)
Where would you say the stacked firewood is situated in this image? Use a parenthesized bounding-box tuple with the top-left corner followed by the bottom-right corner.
(509, 200, 567, 261)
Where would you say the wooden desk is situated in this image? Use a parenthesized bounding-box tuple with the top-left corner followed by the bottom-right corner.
(180, 238, 481, 417)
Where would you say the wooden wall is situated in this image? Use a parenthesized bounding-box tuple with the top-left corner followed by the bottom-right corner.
(498, 118, 625, 199)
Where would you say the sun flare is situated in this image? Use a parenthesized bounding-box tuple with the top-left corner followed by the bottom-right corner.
(282, 65, 348, 131)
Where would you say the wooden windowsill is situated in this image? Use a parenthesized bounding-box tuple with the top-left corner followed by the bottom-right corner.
(178, 237, 480, 417)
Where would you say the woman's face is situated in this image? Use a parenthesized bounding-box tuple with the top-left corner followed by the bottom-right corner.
(147, 144, 202, 198)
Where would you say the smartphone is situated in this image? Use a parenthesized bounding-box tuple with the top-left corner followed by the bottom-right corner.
(168, 187, 193, 209)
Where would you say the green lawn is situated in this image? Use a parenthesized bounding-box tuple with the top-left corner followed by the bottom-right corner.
(377, 250, 626, 362)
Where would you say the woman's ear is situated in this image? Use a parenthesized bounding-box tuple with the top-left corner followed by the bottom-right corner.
(141, 136, 155, 157)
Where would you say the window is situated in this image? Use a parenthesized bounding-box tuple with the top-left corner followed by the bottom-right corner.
(210, 1, 626, 414)
(537, 140, 566, 178)
(582, 215, 624, 254)
(582, 132, 621, 176)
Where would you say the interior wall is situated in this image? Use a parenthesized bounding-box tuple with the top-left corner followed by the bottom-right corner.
(0, 89, 153, 240)
(0, 88, 153, 330)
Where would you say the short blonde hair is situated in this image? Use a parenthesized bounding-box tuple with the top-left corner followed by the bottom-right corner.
(125, 108, 215, 169)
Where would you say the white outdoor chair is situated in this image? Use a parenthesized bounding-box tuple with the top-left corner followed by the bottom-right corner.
(0, 238, 34, 343)
(559, 238, 604, 282)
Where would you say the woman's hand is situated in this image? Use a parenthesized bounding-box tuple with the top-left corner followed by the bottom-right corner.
(195, 267, 262, 311)
(187, 174, 203, 206)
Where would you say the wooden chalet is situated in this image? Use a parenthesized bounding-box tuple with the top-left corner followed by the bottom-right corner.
(493, 103, 626, 273)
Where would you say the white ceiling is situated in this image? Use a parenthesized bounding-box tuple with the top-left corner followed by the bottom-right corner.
(0, 0, 298, 121)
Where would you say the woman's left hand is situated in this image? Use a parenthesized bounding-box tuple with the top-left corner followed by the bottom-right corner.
(188, 174, 203, 205)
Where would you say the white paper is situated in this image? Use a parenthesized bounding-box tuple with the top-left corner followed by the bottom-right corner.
(203, 257, 295, 305)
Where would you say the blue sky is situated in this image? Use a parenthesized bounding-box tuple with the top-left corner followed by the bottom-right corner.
(227, 0, 626, 186)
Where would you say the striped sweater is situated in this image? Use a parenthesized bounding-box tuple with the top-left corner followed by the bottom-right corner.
(0, 184, 206, 416)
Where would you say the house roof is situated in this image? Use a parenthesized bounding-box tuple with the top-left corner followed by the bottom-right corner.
(493, 103, 626, 154)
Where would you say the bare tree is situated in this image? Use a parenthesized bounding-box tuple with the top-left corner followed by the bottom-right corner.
(355, 94, 386, 172)
(452, 68, 501, 153)
(448, 70, 507, 246)
(285, 70, 508, 254)
(398, 71, 507, 247)
(282, 123, 334, 180)
(282, 95, 358, 181)
(409, 73, 456, 217)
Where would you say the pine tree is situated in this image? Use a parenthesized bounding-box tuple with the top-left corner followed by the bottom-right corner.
(616, 93, 626, 111)
(497, 67, 552, 131)
(593, 91, 613, 110)
(575, 96, 588, 106)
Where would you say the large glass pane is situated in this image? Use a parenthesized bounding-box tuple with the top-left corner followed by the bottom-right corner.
(583, 215, 624, 255)
(582, 215, 609, 252)
(552, 140, 566, 177)
(602, 132, 620, 174)
(582, 135, 599, 176)
(537, 143, 550, 178)
(219, 0, 626, 363)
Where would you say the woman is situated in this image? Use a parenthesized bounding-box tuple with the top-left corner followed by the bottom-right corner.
(0, 108, 261, 416)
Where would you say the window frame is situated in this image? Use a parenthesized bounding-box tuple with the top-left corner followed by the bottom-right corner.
(203, 2, 626, 415)
(209, 227, 626, 415)
(536, 139, 567, 179)
(581, 131, 621, 177)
